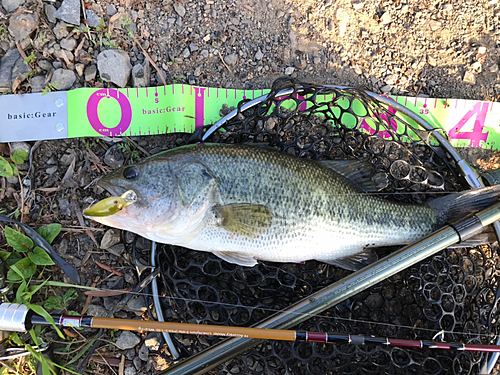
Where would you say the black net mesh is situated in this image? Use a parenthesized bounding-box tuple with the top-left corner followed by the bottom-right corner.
(126, 78, 500, 375)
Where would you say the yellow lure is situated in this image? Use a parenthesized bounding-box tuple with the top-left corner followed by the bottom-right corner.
(84, 190, 137, 217)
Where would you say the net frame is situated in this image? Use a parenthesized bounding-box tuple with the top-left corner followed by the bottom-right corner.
(125, 78, 500, 375)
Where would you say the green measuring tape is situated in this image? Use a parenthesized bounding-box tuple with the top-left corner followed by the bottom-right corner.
(1, 84, 498, 150)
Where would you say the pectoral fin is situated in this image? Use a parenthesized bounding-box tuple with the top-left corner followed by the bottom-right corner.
(318, 248, 378, 271)
(214, 203, 273, 238)
(213, 251, 258, 267)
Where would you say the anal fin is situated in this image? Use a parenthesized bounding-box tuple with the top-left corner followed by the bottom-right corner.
(213, 251, 258, 267)
(318, 248, 378, 271)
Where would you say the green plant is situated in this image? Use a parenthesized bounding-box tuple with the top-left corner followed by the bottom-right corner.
(24, 51, 36, 65)
(73, 25, 90, 35)
(0, 25, 7, 41)
(95, 18, 106, 33)
(173, 74, 185, 84)
(42, 82, 58, 96)
(0, 149, 28, 178)
(118, 142, 140, 163)
(121, 14, 135, 39)
(0, 224, 71, 374)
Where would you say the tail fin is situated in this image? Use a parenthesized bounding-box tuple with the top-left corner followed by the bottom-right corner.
(428, 185, 500, 225)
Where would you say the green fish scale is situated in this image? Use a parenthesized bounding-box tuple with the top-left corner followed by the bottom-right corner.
(162, 144, 439, 263)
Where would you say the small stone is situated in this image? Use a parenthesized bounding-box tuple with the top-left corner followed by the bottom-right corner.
(84, 64, 97, 81)
(478, 46, 487, 54)
(116, 331, 141, 350)
(97, 49, 132, 87)
(353, 65, 362, 75)
(57, 198, 71, 216)
(401, 5, 409, 12)
(0, 49, 20, 92)
(2, 0, 24, 13)
(351, 0, 363, 10)
(124, 367, 137, 375)
(429, 20, 441, 31)
(107, 243, 125, 256)
(101, 229, 121, 250)
(194, 66, 202, 76)
(45, 4, 57, 23)
(127, 295, 148, 313)
(131, 62, 150, 87)
(181, 48, 190, 58)
(74, 63, 84, 76)
(59, 150, 75, 166)
(173, 2, 186, 17)
(336, 8, 349, 37)
(104, 144, 125, 168)
(9, 12, 39, 42)
(53, 21, 69, 40)
(285, 66, 295, 75)
(276, 10, 285, 18)
(38, 60, 53, 71)
(380, 84, 392, 93)
(86, 304, 109, 317)
(187, 75, 195, 85)
(489, 64, 499, 73)
(384, 74, 397, 85)
(30, 75, 46, 93)
(11, 142, 30, 155)
(144, 333, 161, 351)
(106, 3, 117, 16)
(51, 69, 75, 90)
(463, 71, 476, 84)
(133, 356, 142, 369)
(224, 53, 238, 65)
(254, 49, 263, 60)
(230, 17, 240, 25)
(54, 0, 81, 25)
(138, 344, 149, 361)
(189, 42, 198, 52)
(380, 12, 391, 25)
(152, 356, 168, 371)
(200, 49, 209, 58)
(60, 37, 77, 51)
(54, 49, 75, 62)
(46, 165, 58, 175)
(471, 61, 482, 72)
(428, 56, 437, 67)
(11, 57, 31, 86)
(53, 61, 63, 69)
(124, 270, 135, 284)
(442, 3, 452, 11)
(85, 10, 102, 27)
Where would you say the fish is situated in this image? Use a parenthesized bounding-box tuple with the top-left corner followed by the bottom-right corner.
(87, 143, 500, 270)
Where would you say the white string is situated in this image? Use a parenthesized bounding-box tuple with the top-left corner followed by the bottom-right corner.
(76, 283, 500, 341)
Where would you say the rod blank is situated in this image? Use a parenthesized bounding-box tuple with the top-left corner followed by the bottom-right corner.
(3, 303, 500, 353)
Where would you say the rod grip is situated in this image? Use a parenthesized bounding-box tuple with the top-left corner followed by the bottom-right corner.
(0, 303, 29, 332)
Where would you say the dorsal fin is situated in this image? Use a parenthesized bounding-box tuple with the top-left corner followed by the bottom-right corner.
(320, 159, 387, 192)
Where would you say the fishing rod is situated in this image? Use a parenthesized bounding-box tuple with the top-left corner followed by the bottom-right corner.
(2, 303, 500, 353)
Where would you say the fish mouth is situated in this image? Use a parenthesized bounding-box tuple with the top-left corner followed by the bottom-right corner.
(97, 178, 129, 197)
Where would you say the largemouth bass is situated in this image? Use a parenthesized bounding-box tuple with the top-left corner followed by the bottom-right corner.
(88, 143, 500, 270)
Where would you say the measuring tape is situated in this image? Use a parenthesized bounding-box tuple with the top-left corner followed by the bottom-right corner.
(1, 84, 499, 150)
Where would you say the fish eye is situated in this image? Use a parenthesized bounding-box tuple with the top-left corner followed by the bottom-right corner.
(123, 166, 139, 179)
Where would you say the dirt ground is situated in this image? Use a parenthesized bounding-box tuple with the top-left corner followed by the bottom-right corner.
(2, 0, 500, 374)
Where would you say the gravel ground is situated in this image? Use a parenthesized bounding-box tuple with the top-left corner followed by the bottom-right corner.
(2, 0, 500, 374)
